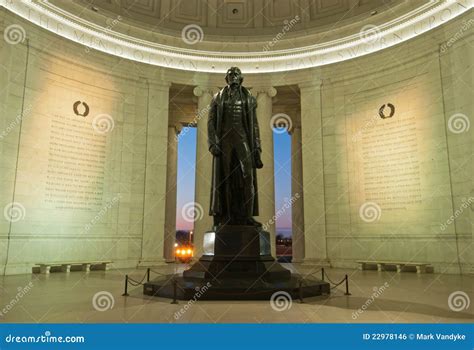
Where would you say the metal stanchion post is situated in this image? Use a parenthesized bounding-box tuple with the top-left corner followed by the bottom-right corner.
(321, 268, 325, 281)
(171, 278, 178, 304)
(147, 268, 150, 282)
(298, 279, 304, 303)
(344, 274, 351, 295)
(122, 275, 129, 296)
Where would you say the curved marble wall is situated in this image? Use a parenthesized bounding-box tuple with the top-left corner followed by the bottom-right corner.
(0, 7, 471, 274)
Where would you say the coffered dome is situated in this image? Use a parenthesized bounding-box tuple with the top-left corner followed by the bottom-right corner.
(73, 0, 401, 39)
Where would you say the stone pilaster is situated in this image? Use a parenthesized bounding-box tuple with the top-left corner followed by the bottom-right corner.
(139, 81, 171, 266)
(163, 124, 181, 262)
(290, 124, 305, 263)
(192, 86, 215, 257)
(299, 82, 329, 266)
(253, 86, 277, 256)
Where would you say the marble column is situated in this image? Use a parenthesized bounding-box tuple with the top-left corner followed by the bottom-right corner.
(192, 86, 215, 257)
(139, 81, 170, 266)
(299, 82, 329, 266)
(163, 124, 181, 262)
(254, 87, 277, 256)
(290, 124, 305, 263)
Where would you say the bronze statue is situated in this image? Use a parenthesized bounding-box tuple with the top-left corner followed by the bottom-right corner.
(145, 67, 330, 299)
(208, 67, 263, 227)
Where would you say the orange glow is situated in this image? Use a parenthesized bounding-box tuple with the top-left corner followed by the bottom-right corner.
(175, 246, 194, 258)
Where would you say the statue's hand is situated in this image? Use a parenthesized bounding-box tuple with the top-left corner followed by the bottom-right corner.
(254, 152, 263, 169)
(209, 144, 222, 156)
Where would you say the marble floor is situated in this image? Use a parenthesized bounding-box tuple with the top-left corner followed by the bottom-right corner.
(0, 264, 472, 323)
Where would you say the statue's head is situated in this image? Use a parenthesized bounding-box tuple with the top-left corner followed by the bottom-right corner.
(225, 67, 243, 87)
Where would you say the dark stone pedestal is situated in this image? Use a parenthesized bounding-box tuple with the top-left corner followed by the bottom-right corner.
(143, 225, 330, 300)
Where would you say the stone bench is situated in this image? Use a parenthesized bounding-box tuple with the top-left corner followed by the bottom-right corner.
(35, 261, 112, 274)
(356, 260, 431, 274)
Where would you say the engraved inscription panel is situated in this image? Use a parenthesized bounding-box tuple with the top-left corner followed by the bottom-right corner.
(45, 113, 106, 210)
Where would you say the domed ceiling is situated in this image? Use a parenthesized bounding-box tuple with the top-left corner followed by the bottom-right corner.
(73, 0, 401, 38)
(2, 0, 471, 73)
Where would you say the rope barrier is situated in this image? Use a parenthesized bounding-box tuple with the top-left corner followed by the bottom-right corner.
(323, 271, 346, 287)
(303, 268, 351, 295)
(322, 271, 351, 295)
(128, 277, 146, 286)
(330, 281, 346, 290)
(127, 270, 148, 286)
(122, 268, 182, 297)
(121, 267, 351, 299)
